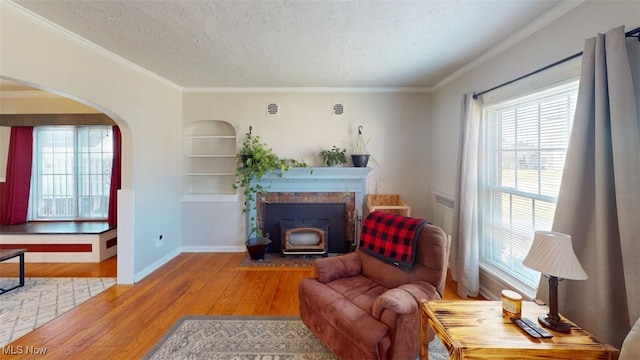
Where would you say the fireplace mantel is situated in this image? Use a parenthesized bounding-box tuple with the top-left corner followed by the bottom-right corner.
(257, 167, 371, 198)
(259, 167, 371, 188)
(247, 167, 372, 237)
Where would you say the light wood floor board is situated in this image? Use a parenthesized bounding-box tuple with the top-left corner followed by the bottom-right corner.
(5, 252, 473, 359)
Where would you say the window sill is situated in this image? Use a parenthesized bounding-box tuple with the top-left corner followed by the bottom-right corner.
(479, 263, 539, 301)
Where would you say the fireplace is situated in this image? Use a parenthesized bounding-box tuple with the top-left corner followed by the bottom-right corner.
(244, 167, 372, 253)
(263, 202, 347, 254)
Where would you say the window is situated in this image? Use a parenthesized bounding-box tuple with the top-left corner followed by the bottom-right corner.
(30, 126, 113, 220)
(481, 81, 579, 292)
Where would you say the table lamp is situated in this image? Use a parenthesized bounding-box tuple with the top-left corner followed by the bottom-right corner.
(522, 231, 588, 333)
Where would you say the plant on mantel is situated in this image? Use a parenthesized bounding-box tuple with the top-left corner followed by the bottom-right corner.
(233, 126, 306, 240)
(348, 125, 383, 192)
(319, 145, 348, 167)
(350, 125, 373, 167)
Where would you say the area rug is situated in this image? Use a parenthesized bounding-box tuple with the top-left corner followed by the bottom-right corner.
(0, 277, 116, 347)
(143, 316, 448, 360)
(236, 253, 325, 269)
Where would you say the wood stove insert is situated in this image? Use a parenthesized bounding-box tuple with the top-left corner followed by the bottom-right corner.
(281, 219, 329, 255)
(263, 202, 347, 254)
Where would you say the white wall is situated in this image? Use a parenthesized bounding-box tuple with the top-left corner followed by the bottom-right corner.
(182, 91, 431, 248)
(1, 5, 183, 282)
(430, 1, 640, 297)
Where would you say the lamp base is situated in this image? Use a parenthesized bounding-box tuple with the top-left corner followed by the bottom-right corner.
(538, 315, 571, 333)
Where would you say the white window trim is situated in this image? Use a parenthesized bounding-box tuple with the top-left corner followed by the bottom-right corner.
(29, 125, 113, 221)
(480, 57, 581, 106)
(476, 60, 581, 300)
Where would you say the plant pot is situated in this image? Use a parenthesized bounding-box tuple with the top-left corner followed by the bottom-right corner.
(351, 154, 370, 167)
(240, 154, 253, 167)
(245, 237, 272, 261)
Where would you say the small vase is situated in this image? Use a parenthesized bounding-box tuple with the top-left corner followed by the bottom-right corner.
(245, 237, 272, 261)
(351, 154, 370, 167)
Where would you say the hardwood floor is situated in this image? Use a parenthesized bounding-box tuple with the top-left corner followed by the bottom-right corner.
(3, 253, 473, 359)
(0, 256, 117, 278)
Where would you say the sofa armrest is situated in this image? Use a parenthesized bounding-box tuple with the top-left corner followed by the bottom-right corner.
(314, 252, 362, 284)
(397, 281, 441, 302)
(371, 288, 417, 320)
(372, 288, 422, 360)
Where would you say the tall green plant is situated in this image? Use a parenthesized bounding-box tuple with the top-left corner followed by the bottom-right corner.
(233, 127, 306, 239)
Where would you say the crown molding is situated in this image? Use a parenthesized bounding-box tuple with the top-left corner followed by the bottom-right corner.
(431, 0, 585, 92)
(182, 86, 432, 94)
(1, 0, 182, 92)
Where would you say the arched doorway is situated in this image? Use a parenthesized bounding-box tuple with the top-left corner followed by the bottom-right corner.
(0, 77, 134, 284)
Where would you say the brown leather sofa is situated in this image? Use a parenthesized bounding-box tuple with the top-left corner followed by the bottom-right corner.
(298, 222, 450, 360)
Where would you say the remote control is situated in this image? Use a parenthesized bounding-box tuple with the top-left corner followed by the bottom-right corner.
(511, 317, 541, 338)
(511, 317, 554, 339)
(519, 317, 554, 338)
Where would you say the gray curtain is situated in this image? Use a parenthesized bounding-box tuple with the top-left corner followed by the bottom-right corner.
(450, 93, 481, 298)
(547, 26, 640, 348)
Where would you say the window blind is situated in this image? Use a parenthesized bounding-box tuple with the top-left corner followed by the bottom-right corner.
(482, 81, 579, 289)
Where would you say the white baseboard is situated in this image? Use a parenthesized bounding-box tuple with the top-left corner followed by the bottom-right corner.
(181, 246, 245, 253)
(133, 248, 182, 283)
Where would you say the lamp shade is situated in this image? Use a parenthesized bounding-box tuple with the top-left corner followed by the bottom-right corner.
(523, 231, 588, 280)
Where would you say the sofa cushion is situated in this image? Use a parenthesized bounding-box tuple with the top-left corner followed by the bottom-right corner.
(314, 252, 362, 284)
(299, 277, 390, 357)
(326, 275, 389, 314)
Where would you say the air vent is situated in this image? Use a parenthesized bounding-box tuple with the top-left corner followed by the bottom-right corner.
(332, 103, 344, 116)
(266, 103, 279, 116)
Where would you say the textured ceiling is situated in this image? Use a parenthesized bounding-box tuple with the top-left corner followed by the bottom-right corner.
(10, 0, 563, 89)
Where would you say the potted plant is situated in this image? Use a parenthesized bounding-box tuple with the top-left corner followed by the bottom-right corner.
(351, 125, 371, 167)
(233, 127, 306, 259)
(319, 146, 347, 167)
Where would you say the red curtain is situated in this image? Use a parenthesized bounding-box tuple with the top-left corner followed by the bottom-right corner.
(0, 127, 34, 225)
(108, 126, 121, 227)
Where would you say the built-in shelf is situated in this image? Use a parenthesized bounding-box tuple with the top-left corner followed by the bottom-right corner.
(182, 120, 237, 199)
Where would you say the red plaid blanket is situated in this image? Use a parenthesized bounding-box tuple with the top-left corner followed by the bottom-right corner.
(359, 211, 428, 271)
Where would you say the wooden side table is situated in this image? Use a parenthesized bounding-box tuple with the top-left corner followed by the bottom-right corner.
(420, 300, 619, 360)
